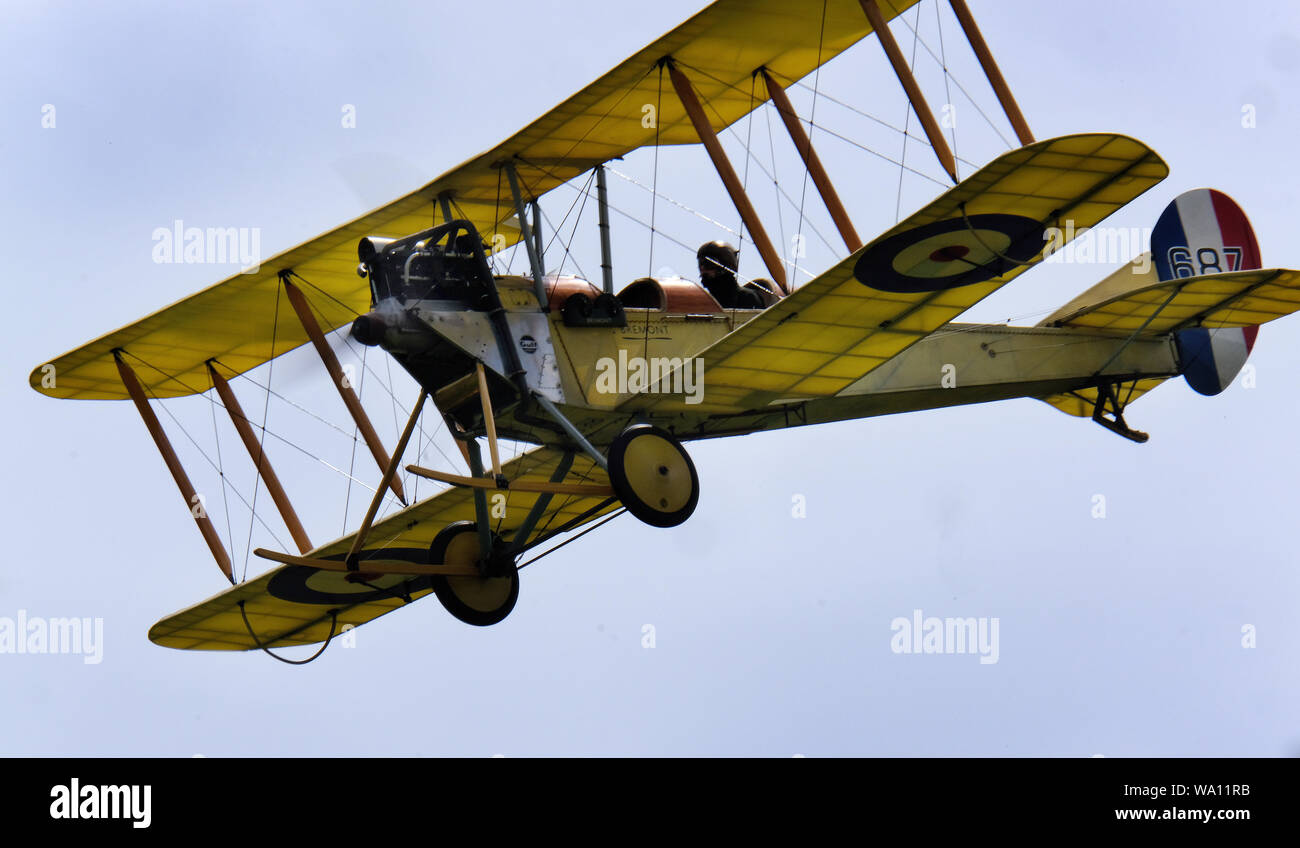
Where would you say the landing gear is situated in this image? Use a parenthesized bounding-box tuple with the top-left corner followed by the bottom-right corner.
(607, 424, 699, 527)
(1091, 381, 1149, 443)
(429, 521, 519, 626)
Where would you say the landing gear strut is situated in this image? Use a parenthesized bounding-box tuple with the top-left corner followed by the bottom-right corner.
(1092, 381, 1149, 443)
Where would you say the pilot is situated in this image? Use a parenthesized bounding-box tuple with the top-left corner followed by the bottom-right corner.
(697, 241, 763, 309)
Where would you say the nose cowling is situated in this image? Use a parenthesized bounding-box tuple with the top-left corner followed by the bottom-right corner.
(350, 312, 386, 347)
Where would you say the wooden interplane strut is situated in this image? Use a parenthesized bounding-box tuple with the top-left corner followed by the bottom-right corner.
(206, 362, 313, 555)
(345, 389, 428, 566)
(115, 353, 235, 584)
(282, 277, 406, 504)
(667, 61, 790, 294)
(859, 0, 959, 182)
(947, 0, 1034, 146)
(761, 70, 862, 252)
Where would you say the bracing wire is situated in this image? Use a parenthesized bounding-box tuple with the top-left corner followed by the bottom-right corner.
(896, 3, 924, 224)
(648, 62, 664, 277)
(794, 0, 830, 284)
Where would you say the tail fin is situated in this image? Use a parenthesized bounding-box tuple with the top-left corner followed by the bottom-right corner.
(1038, 188, 1280, 430)
(1154, 189, 1261, 395)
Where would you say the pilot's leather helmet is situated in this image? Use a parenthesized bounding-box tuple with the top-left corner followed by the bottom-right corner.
(697, 241, 738, 275)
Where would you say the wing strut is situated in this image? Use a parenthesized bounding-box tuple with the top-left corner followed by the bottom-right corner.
(761, 69, 862, 252)
(344, 389, 427, 568)
(859, 0, 958, 182)
(114, 352, 234, 584)
(503, 161, 550, 308)
(282, 275, 406, 504)
(947, 0, 1034, 146)
(667, 61, 789, 294)
(206, 361, 313, 555)
(596, 165, 615, 294)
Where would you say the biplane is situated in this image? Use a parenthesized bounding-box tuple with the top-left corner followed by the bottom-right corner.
(29, 0, 1300, 660)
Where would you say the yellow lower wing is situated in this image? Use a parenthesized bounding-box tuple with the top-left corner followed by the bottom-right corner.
(149, 448, 615, 651)
(630, 133, 1168, 414)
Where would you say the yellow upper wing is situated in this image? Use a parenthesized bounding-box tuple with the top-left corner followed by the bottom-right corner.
(148, 447, 616, 651)
(31, 0, 923, 401)
(629, 133, 1168, 414)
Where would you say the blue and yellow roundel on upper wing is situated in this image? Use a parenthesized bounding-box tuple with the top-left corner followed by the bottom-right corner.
(854, 214, 1045, 293)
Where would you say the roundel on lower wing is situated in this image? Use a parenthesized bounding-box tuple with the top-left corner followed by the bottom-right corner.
(266, 549, 432, 605)
(854, 214, 1046, 293)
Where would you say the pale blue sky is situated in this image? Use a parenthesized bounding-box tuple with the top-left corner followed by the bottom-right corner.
(3, 0, 1298, 756)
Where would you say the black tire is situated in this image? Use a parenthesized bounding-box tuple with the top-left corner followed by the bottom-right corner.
(428, 521, 519, 627)
(607, 424, 699, 528)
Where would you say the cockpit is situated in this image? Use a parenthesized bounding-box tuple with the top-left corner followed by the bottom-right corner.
(359, 220, 782, 321)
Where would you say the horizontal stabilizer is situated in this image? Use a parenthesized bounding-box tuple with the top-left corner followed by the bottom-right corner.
(1043, 267, 1300, 334)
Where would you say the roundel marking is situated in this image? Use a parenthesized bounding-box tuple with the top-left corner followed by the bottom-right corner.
(266, 549, 432, 605)
(1153, 188, 1263, 396)
(854, 214, 1046, 293)
(1151, 188, 1261, 282)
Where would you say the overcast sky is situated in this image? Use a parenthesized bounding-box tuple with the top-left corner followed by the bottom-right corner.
(3, 0, 1298, 756)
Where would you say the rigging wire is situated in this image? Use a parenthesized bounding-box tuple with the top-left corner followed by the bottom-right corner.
(764, 104, 789, 287)
(606, 166, 739, 237)
(207, 370, 237, 571)
(896, 4, 923, 223)
(241, 286, 280, 582)
(133, 369, 292, 557)
(667, 73, 841, 266)
(289, 276, 455, 505)
(934, 0, 959, 179)
(115, 348, 405, 559)
(517, 508, 627, 570)
(341, 344, 366, 535)
(738, 72, 756, 257)
(794, 0, 830, 286)
(786, 80, 982, 174)
(521, 139, 828, 282)
(513, 164, 595, 283)
(647, 62, 664, 277)
(894, 10, 1013, 149)
(678, 60, 955, 188)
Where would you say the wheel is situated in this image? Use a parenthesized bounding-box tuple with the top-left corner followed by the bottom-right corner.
(607, 424, 699, 528)
(428, 521, 519, 626)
